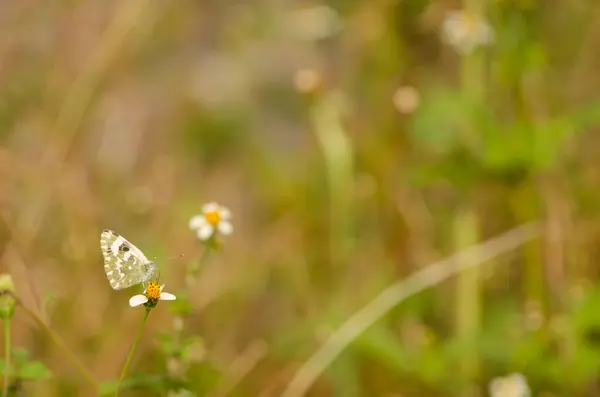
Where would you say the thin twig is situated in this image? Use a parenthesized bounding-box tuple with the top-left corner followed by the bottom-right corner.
(281, 222, 540, 397)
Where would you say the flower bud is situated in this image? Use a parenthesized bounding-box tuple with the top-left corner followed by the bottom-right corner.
(0, 274, 16, 319)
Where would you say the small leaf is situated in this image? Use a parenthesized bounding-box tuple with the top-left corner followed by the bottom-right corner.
(19, 361, 52, 380)
(410, 89, 466, 155)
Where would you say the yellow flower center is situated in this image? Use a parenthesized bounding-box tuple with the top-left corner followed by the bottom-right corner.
(204, 210, 221, 226)
(145, 282, 161, 300)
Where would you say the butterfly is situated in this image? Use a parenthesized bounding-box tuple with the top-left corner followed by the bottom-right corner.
(100, 229, 157, 290)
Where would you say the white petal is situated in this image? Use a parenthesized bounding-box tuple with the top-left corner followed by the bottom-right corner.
(476, 23, 494, 44)
(202, 202, 219, 213)
(189, 215, 207, 230)
(197, 225, 214, 241)
(217, 221, 233, 235)
(219, 207, 232, 220)
(129, 295, 148, 307)
(159, 284, 165, 292)
(160, 292, 176, 301)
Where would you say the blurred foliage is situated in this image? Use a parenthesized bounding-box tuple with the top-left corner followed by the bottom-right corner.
(1, 0, 600, 396)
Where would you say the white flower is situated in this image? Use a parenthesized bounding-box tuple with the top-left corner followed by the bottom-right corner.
(489, 373, 530, 397)
(129, 282, 176, 307)
(441, 10, 494, 54)
(167, 389, 196, 397)
(188, 202, 233, 241)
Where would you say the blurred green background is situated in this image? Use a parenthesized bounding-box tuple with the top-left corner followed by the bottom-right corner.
(2, 0, 600, 396)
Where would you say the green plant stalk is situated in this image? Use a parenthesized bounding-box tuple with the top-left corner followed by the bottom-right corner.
(510, 184, 543, 306)
(114, 308, 151, 397)
(311, 92, 354, 269)
(3, 319, 10, 397)
(181, 245, 214, 343)
(540, 175, 562, 314)
(456, 0, 486, 389)
(166, 246, 213, 395)
(454, 210, 480, 382)
(459, 5, 485, 146)
(18, 300, 98, 389)
(187, 246, 212, 283)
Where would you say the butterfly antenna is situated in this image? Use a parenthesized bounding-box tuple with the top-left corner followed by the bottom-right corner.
(153, 253, 185, 261)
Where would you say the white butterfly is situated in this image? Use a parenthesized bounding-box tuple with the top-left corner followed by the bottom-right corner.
(100, 229, 157, 290)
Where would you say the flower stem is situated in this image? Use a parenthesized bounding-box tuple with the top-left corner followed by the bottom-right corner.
(311, 92, 354, 270)
(188, 246, 212, 279)
(3, 318, 10, 397)
(114, 308, 151, 397)
(166, 245, 212, 395)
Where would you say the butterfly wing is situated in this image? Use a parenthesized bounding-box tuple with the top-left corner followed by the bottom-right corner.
(100, 229, 156, 290)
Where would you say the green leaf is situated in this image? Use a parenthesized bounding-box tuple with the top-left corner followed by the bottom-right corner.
(411, 88, 498, 157)
(410, 89, 468, 155)
(18, 360, 52, 380)
(531, 118, 571, 169)
(480, 122, 531, 172)
(0, 357, 52, 381)
(568, 99, 600, 129)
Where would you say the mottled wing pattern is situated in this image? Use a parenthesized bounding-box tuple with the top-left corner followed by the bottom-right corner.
(100, 229, 156, 290)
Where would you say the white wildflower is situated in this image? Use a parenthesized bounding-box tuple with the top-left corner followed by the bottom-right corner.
(441, 10, 494, 54)
(189, 202, 233, 241)
(489, 373, 530, 397)
(129, 282, 176, 307)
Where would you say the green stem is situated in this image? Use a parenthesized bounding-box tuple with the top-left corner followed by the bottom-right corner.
(311, 93, 354, 270)
(166, 243, 213, 395)
(188, 246, 212, 280)
(3, 319, 10, 397)
(18, 300, 98, 389)
(453, 209, 480, 381)
(114, 308, 151, 397)
(457, 0, 485, 392)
